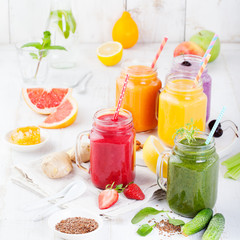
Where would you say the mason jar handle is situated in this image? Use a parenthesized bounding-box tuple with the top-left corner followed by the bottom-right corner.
(156, 150, 172, 191)
(75, 130, 90, 173)
(155, 88, 163, 121)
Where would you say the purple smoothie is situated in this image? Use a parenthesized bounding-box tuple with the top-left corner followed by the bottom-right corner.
(171, 55, 212, 122)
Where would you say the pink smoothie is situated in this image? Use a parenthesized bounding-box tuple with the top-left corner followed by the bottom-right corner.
(90, 114, 135, 189)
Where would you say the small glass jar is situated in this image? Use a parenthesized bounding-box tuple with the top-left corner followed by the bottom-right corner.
(116, 60, 162, 132)
(171, 54, 212, 122)
(76, 108, 136, 189)
(158, 72, 207, 147)
(158, 132, 219, 217)
(46, 0, 78, 69)
(16, 43, 49, 85)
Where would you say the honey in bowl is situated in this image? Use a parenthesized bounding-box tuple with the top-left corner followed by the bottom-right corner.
(10, 126, 41, 145)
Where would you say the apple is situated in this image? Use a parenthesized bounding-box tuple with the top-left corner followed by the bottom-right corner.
(190, 30, 220, 62)
(174, 41, 205, 57)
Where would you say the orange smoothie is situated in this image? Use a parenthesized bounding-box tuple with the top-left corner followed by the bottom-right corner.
(116, 64, 161, 132)
(158, 76, 207, 147)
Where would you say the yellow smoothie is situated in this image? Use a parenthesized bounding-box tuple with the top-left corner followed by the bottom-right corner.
(158, 78, 207, 147)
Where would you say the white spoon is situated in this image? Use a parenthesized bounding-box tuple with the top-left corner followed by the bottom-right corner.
(22, 180, 85, 211)
(33, 182, 86, 221)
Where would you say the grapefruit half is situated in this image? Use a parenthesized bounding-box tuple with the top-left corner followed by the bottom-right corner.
(22, 88, 72, 114)
(39, 97, 78, 129)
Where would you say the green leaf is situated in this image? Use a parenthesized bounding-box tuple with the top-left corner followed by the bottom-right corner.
(167, 214, 185, 226)
(131, 207, 167, 224)
(58, 19, 70, 39)
(137, 224, 155, 236)
(45, 45, 67, 51)
(41, 49, 48, 58)
(29, 52, 39, 60)
(42, 31, 51, 47)
(21, 42, 42, 50)
(67, 11, 76, 33)
(115, 184, 123, 193)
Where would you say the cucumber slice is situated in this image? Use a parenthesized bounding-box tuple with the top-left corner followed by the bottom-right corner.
(202, 213, 225, 240)
(182, 208, 213, 236)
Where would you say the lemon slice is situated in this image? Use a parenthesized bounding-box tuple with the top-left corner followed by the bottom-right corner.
(143, 135, 167, 178)
(97, 41, 123, 66)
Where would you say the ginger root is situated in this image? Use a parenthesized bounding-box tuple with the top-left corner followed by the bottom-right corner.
(41, 151, 73, 179)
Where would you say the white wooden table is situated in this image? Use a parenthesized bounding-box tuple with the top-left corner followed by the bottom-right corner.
(0, 43, 240, 240)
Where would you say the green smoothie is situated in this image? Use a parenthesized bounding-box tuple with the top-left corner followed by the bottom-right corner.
(167, 137, 219, 217)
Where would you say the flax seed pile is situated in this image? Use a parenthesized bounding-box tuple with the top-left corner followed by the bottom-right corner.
(148, 217, 181, 237)
(154, 219, 181, 237)
(55, 217, 98, 234)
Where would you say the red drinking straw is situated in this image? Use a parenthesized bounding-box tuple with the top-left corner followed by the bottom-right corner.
(151, 37, 168, 69)
(112, 74, 129, 121)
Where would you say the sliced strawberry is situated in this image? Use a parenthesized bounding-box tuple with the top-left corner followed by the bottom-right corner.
(123, 183, 145, 200)
(98, 189, 119, 210)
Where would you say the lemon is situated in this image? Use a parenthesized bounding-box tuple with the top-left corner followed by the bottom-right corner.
(97, 41, 123, 66)
(142, 135, 167, 178)
(112, 11, 139, 49)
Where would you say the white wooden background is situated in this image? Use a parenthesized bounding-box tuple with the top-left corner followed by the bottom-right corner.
(0, 0, 240, 44)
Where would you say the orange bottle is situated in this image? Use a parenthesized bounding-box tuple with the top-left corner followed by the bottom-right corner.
(116, 60, 162, 132)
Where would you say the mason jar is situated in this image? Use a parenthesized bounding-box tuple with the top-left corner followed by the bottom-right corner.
(171, 54, 212, 122)
(76, 108, 136, 189)
(157, 132, 219, 217)
(158, 72, 207, 147)
(116, 60, 162, 132)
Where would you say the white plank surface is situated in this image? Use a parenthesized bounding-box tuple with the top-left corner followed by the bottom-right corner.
(0, 43, 240, 240)
(0, 0, 9, 43)
(1, 0, 239, 44)
(9, 0, 50, 42)
(185, 0, 240, 42)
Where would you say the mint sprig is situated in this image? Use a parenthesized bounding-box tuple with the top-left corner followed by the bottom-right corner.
(21, 31, 66, 79)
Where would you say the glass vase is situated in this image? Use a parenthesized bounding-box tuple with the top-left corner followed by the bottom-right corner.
(46, 0, 78, 69)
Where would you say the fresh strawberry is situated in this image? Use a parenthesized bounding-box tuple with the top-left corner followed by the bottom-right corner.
(123, 183, 145, 200)
(98, 183, 119, 210)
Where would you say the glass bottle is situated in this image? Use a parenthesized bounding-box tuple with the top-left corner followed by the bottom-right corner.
(46, 0, 77, 69)
(158, 72, 207, 147)
(171, 54, 212, 122)
(116, 60, 162, 132)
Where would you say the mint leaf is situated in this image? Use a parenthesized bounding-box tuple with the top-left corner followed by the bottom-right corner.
(167, 214, 185, 226)
(67, 11, 76, 33)
(29, 53, 39, 60)
(45, 45, 67, 51)
(42, 31, 51, 47)
(137, 224, 155, 236)
(21, 42, 42, 50)
(58, 19, 70, 39)
(131, 207, 167, 224)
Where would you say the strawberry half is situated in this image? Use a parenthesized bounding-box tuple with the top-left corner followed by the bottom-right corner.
(98, 183, 119, 210)
(123, 183, 145, 200)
